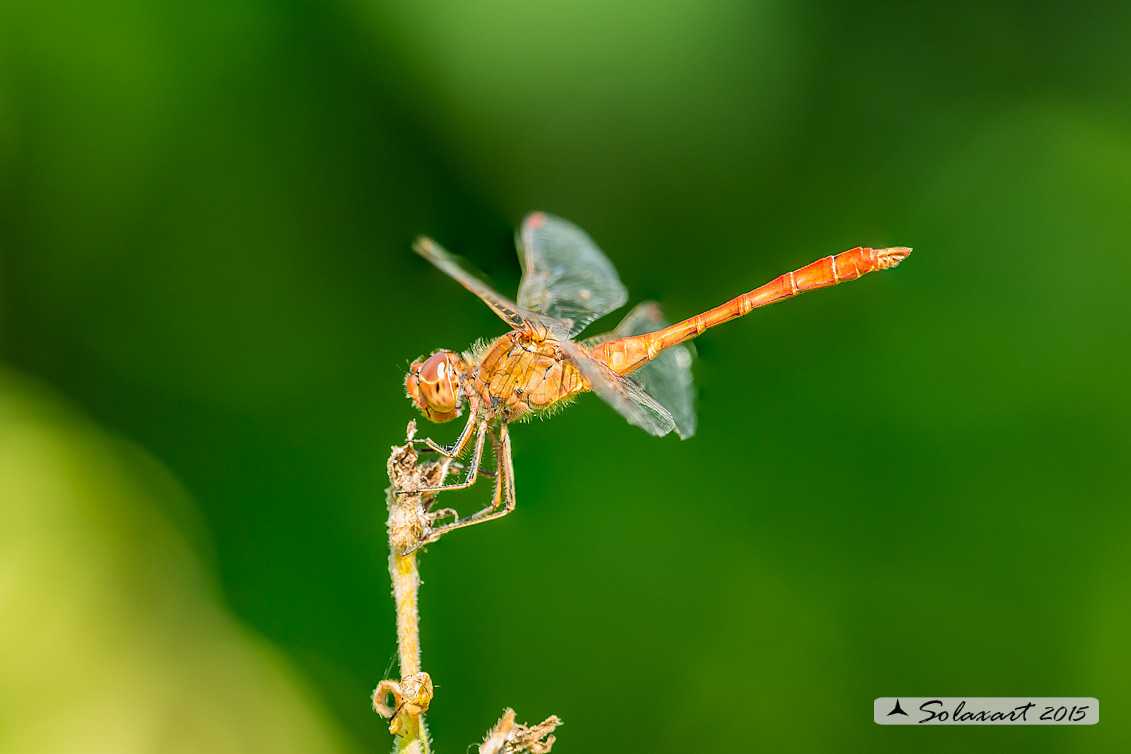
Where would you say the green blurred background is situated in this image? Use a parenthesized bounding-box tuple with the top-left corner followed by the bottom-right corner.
(2, 0, 1129, 752)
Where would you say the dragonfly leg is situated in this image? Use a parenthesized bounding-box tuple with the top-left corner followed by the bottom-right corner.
(410, 412, 477, 458)
(422, 422, 517, 542)
(406, 420, 488, 495)
(489, 430, 506, 507)
(396, 415, 482, 497)
(440, 460, 495, 480)
(413, 450, 495, 478)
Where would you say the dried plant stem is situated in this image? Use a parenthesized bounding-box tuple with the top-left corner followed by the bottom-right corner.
(391, 550, 422, 679)
(376, 422, 561, 753)
(376, 422, 446, 754)
(389, 549, 429, 754)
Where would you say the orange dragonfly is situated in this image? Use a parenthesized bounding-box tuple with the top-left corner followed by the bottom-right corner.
(401, 212, 910, 545)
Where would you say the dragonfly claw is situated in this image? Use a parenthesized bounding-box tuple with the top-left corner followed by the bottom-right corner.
(399, 541, 423, 556)
(400, 531, 440, 556)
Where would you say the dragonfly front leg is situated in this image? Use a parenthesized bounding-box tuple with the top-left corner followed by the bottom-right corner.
(400, 419, 489, 496)
(438, 460, 494, 480)
(394, 413, 480, 498)
(423, 422, 517, 541)
(411, 412, 478, 458)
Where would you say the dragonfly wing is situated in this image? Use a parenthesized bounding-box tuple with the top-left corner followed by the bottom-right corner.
(414, 236, 534, 331)
(560, 340, 676, 438)
(516, 213, 628, 338)
(610, 302, 697, 439)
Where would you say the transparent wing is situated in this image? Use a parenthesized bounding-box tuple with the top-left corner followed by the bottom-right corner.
(606, 302, 697, 439)
(414, 236, 535, 332)
(559, 340, 676, 438)
(516, 213, 628, 338)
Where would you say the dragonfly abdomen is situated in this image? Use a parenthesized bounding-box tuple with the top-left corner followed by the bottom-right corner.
(590, 245, 911, 375)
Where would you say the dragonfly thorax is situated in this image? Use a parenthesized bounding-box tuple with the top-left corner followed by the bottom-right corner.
(469, 331, 586, 422)
(406, 350, 468, 423)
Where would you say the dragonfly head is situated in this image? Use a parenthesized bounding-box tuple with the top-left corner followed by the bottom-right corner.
(406, 350, 465, 423)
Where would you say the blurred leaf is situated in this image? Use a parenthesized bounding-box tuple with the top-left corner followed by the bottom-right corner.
(0, 368, 360, 754)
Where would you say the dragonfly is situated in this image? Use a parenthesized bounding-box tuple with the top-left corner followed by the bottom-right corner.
(400, 212, 910, 545)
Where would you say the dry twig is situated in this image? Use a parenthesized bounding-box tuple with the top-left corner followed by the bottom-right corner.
(375, 422, 560, 753)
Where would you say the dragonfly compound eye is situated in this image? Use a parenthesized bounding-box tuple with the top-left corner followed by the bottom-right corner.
(405, 351, 461, 422)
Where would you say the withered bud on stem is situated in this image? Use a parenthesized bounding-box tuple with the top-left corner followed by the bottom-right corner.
(386, 421, 453, 555)
(373, 672, 434, 735)
(480, 708, 562, 754)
